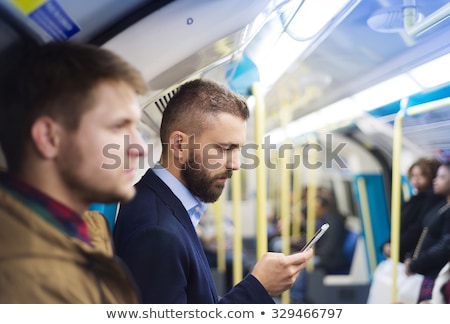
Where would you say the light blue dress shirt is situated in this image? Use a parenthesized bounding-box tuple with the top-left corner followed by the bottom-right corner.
(153, 163, 206, 227)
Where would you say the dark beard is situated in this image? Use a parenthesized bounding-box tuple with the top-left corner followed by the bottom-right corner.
(180, 156, 232, 202)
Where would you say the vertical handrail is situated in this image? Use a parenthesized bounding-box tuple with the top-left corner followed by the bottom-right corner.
(305, 137, 318, 272)
(390, 99, 406, 303)
(280, 152, 291, 304)
(212, 197, 226, 273)
(231, 169, 243, 286)
(356, 177, 377, 273)
(252, 82, 268, 259)
(292, 147, 302, 240)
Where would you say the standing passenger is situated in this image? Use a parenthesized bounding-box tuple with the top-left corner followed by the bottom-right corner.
(0, 41, 148, 303)
(113, 78, 313, 304)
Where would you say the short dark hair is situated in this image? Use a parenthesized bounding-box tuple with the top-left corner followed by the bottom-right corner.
(159, 78, 249, 149)
(0, 41, 148, 173)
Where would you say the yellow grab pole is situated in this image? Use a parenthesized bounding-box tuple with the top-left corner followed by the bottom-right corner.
(279, 156, 291, 255)
(252, 82, 268, 259)
(305, 138, 318, 272)
(212, 196, 226, 272)
(279, 153, 291, 304)
(231, 169, 243, 285)
(291, 147, 302, 240)
(390, 101, 406, 303)
(356, 178, 377, 273)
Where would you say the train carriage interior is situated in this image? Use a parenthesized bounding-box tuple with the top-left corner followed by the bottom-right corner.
(1, 0, 450, 303)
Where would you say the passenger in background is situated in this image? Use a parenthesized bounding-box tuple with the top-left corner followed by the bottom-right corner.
(405, 161, 450, 303)
(196, 208, 250, 293)
(382, 157, 444, 262)
(0, 42, 148, 303)
(268, 187, 308, 253)
(113, 78, 313, 304)
(267, 210, 297, 253)
(367, 157, 444, 304)
(290, 188, 349, 303)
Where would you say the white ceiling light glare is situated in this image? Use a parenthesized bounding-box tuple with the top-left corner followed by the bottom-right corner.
(408, 52, 450, 88)
(320, 98, 363, 123)
(352, 74, 421, 111)
(256, 0, 359, 87)
(286, 0, 355, 40)
(257, 33, 311, 86)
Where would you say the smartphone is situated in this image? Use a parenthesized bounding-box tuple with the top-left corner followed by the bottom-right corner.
(300, 223, 330, 252)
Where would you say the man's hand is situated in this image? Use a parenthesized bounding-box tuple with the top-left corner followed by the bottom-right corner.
(251, 249, 314, 297)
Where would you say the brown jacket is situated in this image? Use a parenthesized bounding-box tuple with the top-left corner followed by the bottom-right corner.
(0, 187, 139, 303)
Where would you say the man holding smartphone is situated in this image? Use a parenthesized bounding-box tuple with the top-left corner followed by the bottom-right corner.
(113, 78, 314, 304)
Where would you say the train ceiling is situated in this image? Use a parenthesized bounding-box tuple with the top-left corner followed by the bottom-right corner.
(1, 0, 450, 159)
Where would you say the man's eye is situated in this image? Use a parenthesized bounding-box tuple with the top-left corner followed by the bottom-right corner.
(112, 122, 126, 130)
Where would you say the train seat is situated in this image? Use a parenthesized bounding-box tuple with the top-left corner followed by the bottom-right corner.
(325, 229, 359, 275)
(342, 229, 359, 271)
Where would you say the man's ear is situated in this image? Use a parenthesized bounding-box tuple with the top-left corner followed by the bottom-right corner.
(30, 116, 62, 159)
(169, 131, 188, 163)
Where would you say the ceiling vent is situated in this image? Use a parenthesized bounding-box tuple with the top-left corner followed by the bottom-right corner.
(140, 87, 179, 136)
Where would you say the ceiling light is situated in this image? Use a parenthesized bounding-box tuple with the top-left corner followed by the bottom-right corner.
(286, 0, 360, 40)
(245, 0, 360, 87)
(408, 52, 450, 88)
(352, 75, 421, 111)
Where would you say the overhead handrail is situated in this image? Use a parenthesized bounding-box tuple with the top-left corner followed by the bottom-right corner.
(404, 0, 450, 36)
(390, 95, 450, 303)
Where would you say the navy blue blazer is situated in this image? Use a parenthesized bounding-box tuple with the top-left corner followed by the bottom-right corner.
(113, 168, 274, 304)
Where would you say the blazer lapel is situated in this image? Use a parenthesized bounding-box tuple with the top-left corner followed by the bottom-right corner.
(141, 169, 219, 301)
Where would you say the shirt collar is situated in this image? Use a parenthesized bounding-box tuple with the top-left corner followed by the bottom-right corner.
(153, 163, 206, 227)
(0, 173, 91, 245)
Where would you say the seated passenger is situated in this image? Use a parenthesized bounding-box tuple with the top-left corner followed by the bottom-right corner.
(405, 161, 450, 303)
(382, 157, 444, 262)
(367, 157, 445, 304)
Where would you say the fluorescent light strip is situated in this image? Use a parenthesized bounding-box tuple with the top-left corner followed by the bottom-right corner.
(408, 52, 450, 88)
(264, 36, 450, 141)
(352, 74, 421, 111)
(257, 0, 357, 87)
(288, 0, 355, 39)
